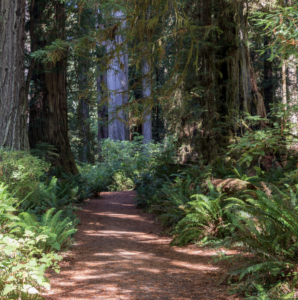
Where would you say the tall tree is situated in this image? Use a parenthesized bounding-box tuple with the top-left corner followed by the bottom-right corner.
(97, 20, 108, 145)
(142, 60, 152, 143)
(97, 71, 108, 142)
(107, 11, 129, 141)
(28, 0, 78, 174)
(0, 0, 29, 150)
(194, 0, 267, 160)
(264, 39, 274, 112)
(76, 9, 94, 163)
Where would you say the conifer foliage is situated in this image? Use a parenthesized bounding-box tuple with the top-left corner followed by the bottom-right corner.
(1, 0, 298, 298)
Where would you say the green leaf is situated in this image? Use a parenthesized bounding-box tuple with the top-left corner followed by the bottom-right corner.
(2, 283, 15, 295)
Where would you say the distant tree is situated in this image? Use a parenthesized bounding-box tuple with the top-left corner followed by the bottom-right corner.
(142, 60, 152, 143)
(107, 11, 129, 141)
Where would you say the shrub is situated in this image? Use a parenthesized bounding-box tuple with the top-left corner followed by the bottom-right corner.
(226, 184, 298, 298)
(145, 172, 202, 228)
(10, 208, 76, 253)
(0, 150, 50, 201)
(81, 136, 177, 193)
(0, 184, 18, 234)
(172, 182, 230, 246)
(0, 151, 78, 299)
(21, 175, 86, 222)
(0, 232, 61, 299)
(30, 142, 60, 163)
(108, 171, 135, 191)
(80, 163, 113, 196)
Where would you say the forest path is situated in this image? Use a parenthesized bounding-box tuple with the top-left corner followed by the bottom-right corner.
(44, 191, 239, 300)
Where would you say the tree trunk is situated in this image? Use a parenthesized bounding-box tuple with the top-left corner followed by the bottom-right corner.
(78, 98, 91, 163)
(239, 1, 266, 119)
(142, 60, 152, 143)
(107, 11, 129, 141)
(200, 0, 215, 161)
(194, 0, 267, 162)
(264, 39, 274, 113)
(96, 16, 108, 147)
(77, 59, 91, 163)
(287, 0, 298, 138)
(288, 56, 298, 137)
(0, 0, 29, 151)
(28, 1, 78, 174)
(97, 71, 108, 142)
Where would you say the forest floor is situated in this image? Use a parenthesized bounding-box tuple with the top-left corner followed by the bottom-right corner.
(43, 191, 241, 300)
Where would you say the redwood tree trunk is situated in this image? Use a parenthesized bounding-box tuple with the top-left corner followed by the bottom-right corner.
(264, 39, 274, 112)
(97, 71, 108, 142)
(194, 0, 266, 162)
(288, 56, 298, 137)
(200, 0, 215, 161)
(78, 98, 91, 163)
(77, 59, 92, 163)
(0, 0, 29, 150)
(142, 60, 152, 143)
(28, 1, 78, 174)
(107, 11, 129, 141)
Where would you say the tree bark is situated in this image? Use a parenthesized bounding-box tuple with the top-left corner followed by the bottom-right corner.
(77, 57, 92, 163)
(28, 0, 78, 174)
(107, 11, 129, 141)
(239, 1, 266, 119)
(193, 0, 267, 162)
(200, 0, 215, 161)
(78, 98, 91, 163)
(288, 56, 298, 136)
(142, 60, 152, 143)
(0, 0, 29, 151)
(264, 39, 274, 113)
(287, 0, 298, 137)
(97, 71, 108, 142)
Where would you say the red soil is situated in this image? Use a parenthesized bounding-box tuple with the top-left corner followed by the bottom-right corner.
(43, 191, 240, 300)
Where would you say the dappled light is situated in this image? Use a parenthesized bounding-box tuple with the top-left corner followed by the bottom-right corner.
(43, 192, 238, 300)
(2, 0, 298, 298)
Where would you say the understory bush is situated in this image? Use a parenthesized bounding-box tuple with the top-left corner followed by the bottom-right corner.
(172, 182, 230, 246)
(0, 149, 81, 299)
(134, 118, 298, 299)
(225, 185, 298, 298)
(0, 150, 50, 200)
(81, 136, 177, 193)
(10, 208, 76, 253)
(0, 232, 61, 299)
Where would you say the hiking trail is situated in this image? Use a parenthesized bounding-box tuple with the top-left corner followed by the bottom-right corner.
(44, 191, 240, 300)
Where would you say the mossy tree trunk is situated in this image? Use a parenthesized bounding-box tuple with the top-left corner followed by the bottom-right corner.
(195, 0, 266, 162)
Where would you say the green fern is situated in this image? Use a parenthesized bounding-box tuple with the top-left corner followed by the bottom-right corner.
(0, 183, 19, 233)
(150, 174, 202, 228)
(30, 142, 59, 162)
(10, 208, 76, 253)
(225, 184, 298, 296)
(172, 182, 229, 246)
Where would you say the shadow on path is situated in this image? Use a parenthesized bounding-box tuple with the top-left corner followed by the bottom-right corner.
(44, 191, 240, 300)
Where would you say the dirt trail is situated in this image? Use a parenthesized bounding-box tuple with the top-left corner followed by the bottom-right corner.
(44, 191, 239, 300)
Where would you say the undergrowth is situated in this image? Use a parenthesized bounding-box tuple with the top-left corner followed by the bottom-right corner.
(0, 148, 86, 299)
(134, 112, 298, 299)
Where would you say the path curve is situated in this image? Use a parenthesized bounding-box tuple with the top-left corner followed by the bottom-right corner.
(44, 191, 239, 300)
